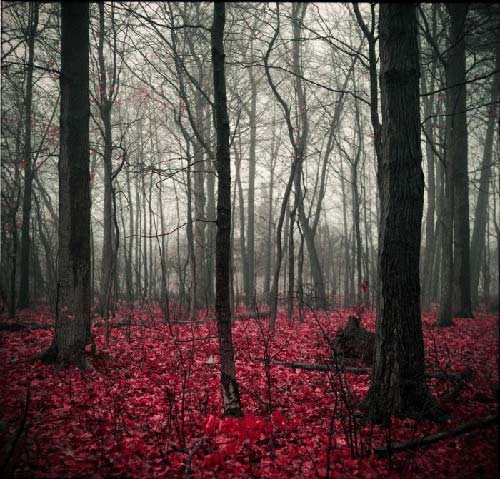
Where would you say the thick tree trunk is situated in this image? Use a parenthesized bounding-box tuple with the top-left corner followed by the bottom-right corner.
(18, 2, 39, 309)
(212, 2, 242, 417)
(367, 4, 440, 423)
(41, 2, 93, 367)
(470, 45, 500, 306)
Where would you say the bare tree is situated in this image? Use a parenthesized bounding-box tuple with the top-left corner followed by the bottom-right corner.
(212, 1, 242, 418)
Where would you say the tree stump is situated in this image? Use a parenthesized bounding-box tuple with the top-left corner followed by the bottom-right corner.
(332, 316, 375, 364)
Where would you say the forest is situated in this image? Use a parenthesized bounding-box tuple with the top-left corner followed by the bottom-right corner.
(0, 2, 498, 478)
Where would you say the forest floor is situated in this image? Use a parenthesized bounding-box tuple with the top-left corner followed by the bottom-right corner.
(0, 305, 498, 478)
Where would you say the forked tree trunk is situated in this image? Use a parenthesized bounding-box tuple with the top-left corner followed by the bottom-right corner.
(367, 4, 441, 424)
(41, 2, 93, 367)
(212, 1, 242, 418)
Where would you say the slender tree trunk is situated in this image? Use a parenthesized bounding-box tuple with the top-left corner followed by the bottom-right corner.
(264, 142, 276, 304)
(148, 170, 154, 299)
(212, 1, 242, 417)
(234, 133, 249, 305)
(287, 204, 295, 319)
(186, 145, 197, 319)
(421, 54, 437, 311)
(135, 165, 142, 298)
(194, 89, 206, 308)
(141, 155, 149, 300)
(352, 161, 362, 305)
(431, 109, 445, 305)
(246, 50, 257, 309)
(291, 3, 326, 309)
(18, 2, 39, 309)
(41, 2, 93, 367)
(34, 192, 56, 305)
(367, 4, 441, 423)
(351, 102, 363, 305)
(449, 4, 473, 318)
(340, 157, 350, 307)
(9, 209, 19, 318)
(206, 109, 216, 305)
(97, 2, 115, 318)
(470, 45, 500, 306)
(438, 4, 472, 325)
(125, 165, 134, 301)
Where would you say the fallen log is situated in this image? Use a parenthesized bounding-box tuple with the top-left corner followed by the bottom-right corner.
(256, 358, 473, 380)
(374, 414, 499, 458)
(0, 322, 52, 331)
(256, 358, 369, 373)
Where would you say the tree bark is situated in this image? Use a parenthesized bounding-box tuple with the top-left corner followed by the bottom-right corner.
(212, 1, 242, 418)
(41, 2, 93, 368)
(367, 4, 441, 424)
